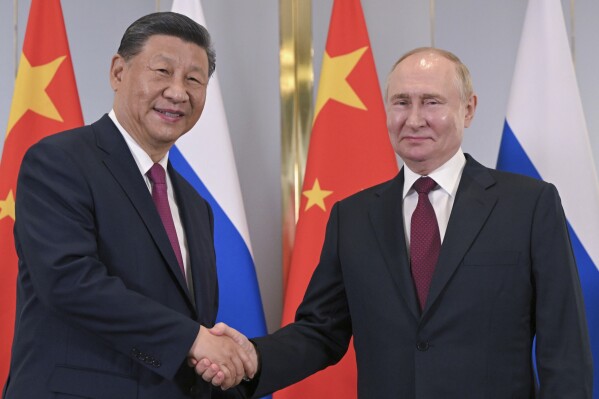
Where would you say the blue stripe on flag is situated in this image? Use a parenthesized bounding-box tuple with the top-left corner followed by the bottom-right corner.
(498, 121, 599, 392)
(170, 145, 268, 338)
(497, 121, 541, 179)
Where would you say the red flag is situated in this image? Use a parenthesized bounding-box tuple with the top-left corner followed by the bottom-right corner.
(0, 0, 83, 383)
(276, 0, 398, 397)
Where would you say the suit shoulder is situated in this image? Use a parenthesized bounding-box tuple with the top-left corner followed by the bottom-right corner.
(21, 125, 97, 170)
(32, 115, 116, 153)
(338, 175, 399, 206)
(39, 124, 94, 146)
(465, 154, 556, 194)
(487, 167, 556, 193)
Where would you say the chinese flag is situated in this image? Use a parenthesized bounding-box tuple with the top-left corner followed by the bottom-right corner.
(276, 0, 398, 398)
(0, 0, 83, 383)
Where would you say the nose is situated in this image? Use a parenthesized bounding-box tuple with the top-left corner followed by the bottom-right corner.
(406, 104, 425, 129)
(163, 77, 189, 103)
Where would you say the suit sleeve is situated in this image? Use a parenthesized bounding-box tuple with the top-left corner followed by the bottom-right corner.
(250, 203, 352, 397)
(532, 183, 593, 397)
(14, 141, 200, 380)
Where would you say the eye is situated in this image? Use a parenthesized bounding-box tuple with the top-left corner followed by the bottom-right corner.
(188, 74, 208, 87)
(424, 99, 439, 105)
(392, 99, 409, 106)
(153, 67, 170, 76)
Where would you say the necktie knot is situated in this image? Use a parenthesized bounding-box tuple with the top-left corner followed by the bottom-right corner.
(413, 176, 437, 195)
(147, 163, 166, 185)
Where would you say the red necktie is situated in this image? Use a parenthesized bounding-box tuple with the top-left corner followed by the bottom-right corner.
(410, 176, 440, 310)
(147, 163, 185, 277)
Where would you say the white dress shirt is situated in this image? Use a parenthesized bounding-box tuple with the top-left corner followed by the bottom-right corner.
(402, 149, 466, 253)
(108, 110, 193, 293)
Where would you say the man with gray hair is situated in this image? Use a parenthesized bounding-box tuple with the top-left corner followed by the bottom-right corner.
(204, 47, 593, 398)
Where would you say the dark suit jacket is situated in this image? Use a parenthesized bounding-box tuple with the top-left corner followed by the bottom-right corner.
(3, 115, 221, 398)
(252, 155, 593, 398)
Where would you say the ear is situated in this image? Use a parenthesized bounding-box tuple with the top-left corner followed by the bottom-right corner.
(109, 54, 126, 91)
(463, 94, 477, 128)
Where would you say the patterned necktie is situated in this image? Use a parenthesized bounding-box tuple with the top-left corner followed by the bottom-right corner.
(410, 176, 441, 310)
(147, 163, 185, 277)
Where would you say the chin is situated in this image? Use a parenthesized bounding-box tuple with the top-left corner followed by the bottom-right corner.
(398, 148, 431, 162)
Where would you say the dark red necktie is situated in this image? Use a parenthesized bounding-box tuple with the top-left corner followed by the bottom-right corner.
(147, 163, 185, 277)
(410, 176, 440, 310)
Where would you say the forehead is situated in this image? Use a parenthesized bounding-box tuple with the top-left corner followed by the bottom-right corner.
(136, 34, 207, 64)
(388, 53, 458, 94)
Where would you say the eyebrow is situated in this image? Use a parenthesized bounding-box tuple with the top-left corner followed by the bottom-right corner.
(388, 92, 446, 102)
(150, 54, 206, 74)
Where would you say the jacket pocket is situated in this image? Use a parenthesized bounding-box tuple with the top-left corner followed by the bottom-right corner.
(49, 365, 137, 399)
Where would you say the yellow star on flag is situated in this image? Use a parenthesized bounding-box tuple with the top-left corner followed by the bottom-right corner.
(0, 190, 15, 222)
(303, 179, 333, 212)
(313, 46, 368, 119)
(6, 53, 66, 135)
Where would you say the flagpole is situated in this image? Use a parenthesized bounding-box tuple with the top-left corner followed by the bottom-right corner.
(429, 0, 435, 47)
(13, 0, 18, 78)
(279, 0, 313, 289)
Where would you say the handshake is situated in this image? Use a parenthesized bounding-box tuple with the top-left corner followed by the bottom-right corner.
(188, 323, 258, 390)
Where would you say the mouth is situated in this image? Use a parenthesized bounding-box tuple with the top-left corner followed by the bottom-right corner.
(402, 136, 430, 141)
(154, 108, 184, 120)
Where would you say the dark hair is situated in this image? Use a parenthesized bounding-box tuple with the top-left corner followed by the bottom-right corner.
(117, 11, 216, 77)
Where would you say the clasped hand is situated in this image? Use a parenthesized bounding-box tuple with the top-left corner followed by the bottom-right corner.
(188, 323, 257, 390)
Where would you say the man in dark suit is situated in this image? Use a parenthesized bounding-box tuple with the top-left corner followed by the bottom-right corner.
(3, 12, 255, 399)
(203, 47, 593, 398)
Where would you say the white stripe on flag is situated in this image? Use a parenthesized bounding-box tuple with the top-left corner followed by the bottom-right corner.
(171, 0, 253, 254)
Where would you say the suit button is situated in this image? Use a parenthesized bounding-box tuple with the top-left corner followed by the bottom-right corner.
(416, 342, 429, 351)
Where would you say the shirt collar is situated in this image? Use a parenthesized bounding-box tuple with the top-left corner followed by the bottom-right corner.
(108, 109, 169, 175)
(402, 148, 466, 199)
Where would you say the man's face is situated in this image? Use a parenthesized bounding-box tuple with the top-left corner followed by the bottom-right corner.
(386, 52, 476, 175)
(110, 34, 209, 160)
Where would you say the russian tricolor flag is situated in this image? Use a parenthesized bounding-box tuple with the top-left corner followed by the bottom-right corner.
(170, 0, 269, 362)
(497, 0, 599, 395)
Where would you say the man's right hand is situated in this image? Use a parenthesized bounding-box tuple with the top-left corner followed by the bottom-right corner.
(192, 323, 258, 389)
(187, 325, 256, 389)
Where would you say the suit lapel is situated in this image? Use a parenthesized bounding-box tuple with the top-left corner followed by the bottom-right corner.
(92, 115, 193, 305)
(422, 155, 498, 316)
(369, 171, 420, 320)
(169, 166, 218, 321)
